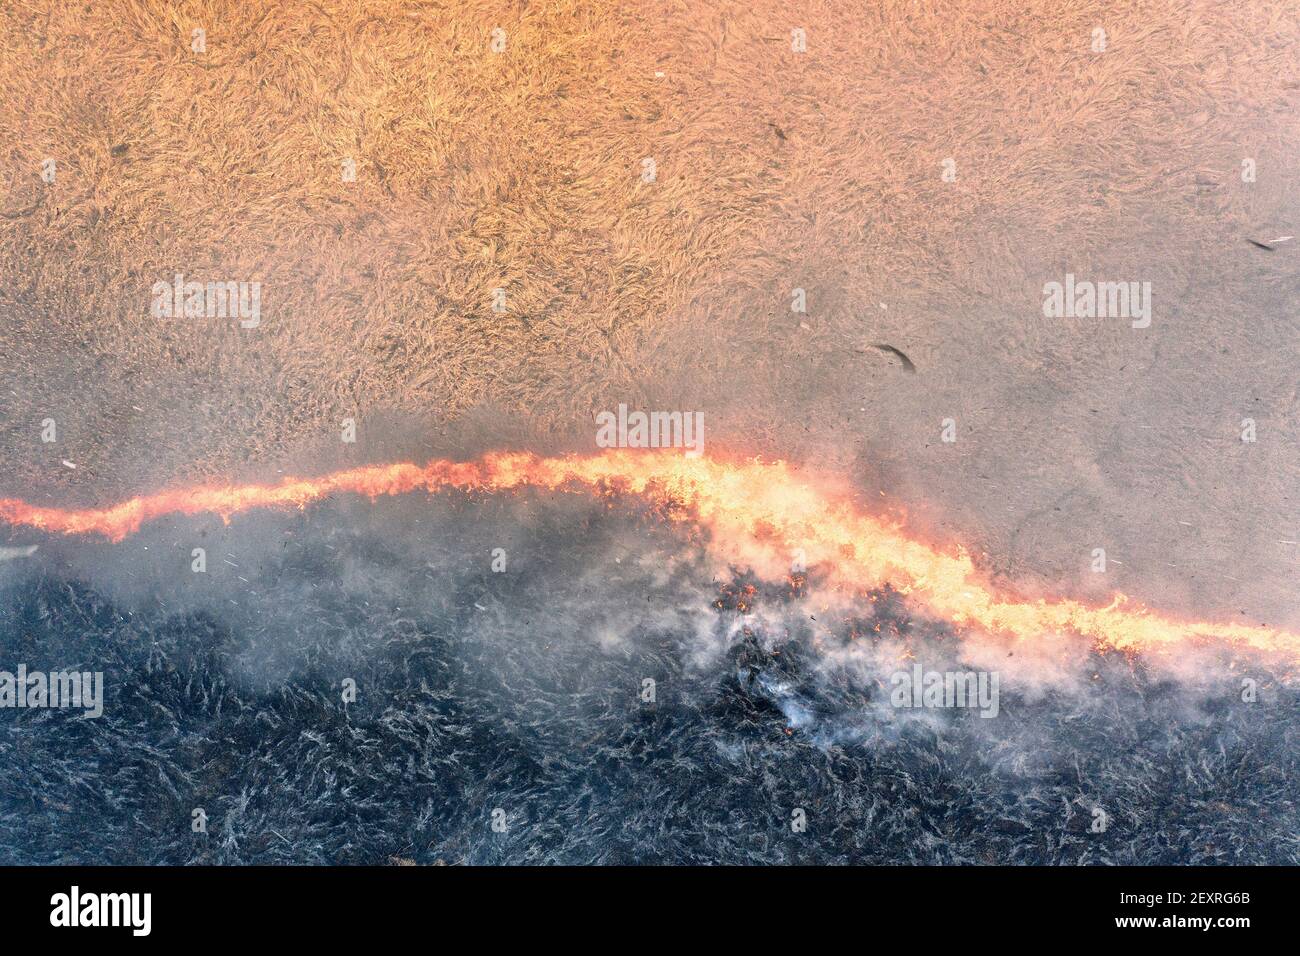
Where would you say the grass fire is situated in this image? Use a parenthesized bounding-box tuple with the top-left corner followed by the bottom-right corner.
(0, 0, 1297, 875)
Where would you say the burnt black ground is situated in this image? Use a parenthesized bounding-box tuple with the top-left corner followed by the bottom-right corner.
(0, 491, 1296, 865)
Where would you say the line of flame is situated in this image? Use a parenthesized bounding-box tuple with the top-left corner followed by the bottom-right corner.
(0, 450, 1293, 659)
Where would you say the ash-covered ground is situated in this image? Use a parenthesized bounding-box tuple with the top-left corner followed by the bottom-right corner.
(1, 491, 1295, 865)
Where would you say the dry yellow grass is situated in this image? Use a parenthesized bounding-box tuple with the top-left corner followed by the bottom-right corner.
(1, 0, 1297, 620)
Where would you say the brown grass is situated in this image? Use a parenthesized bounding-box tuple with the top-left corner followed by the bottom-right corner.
(1, 0, 1298, 620)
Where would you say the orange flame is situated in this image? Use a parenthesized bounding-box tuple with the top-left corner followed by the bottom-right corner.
(0, 450, 1294, 661)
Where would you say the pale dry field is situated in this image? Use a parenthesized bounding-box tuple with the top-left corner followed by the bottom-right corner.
(1, 0, 1297, 623)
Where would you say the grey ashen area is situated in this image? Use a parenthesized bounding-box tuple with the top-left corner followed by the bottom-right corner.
(1, 495, 1296, 864)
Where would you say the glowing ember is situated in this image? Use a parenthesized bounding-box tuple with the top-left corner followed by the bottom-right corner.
(0, 450, 1293, 660)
